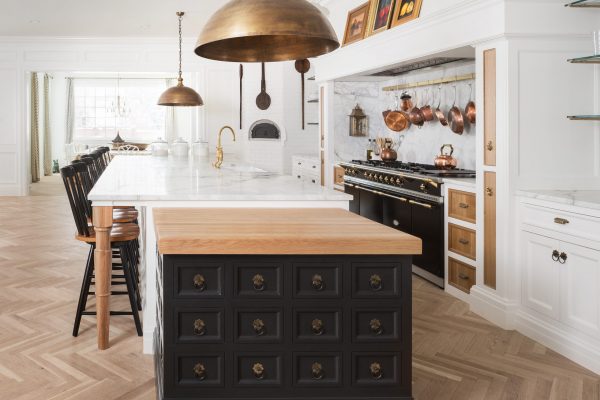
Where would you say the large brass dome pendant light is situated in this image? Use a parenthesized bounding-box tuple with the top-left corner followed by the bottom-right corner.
(158, 12, 204, 107)
(194, 0, 340, 63)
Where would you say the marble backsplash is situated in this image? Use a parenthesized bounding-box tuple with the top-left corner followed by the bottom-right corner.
(333, 62, 476, 171)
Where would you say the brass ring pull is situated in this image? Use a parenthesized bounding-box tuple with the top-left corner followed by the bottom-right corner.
(252, 319, 266, 336)
(193, 363, 206, 380)
(193, 319, 206, 336)
(370, 362, 383, 380)
(252, 274, 265, 291)
(311, 318, 324, 335)
(252, 363, 265, 380)
(487, 141, 494, 151)
(311, 362, 325, 380)
(552, 250, 560, 262)
(370, 318, 383, 335)
(370, 274, 383, 291)
(312, 274, 325, 291)
(559, 252, 568, 264)
(193, 274, 206, 291)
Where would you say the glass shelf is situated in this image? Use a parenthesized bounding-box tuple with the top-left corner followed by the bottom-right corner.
(567, 115, 600, 120)
(568, 55, 600, 63)
(565, 0, 600, 7)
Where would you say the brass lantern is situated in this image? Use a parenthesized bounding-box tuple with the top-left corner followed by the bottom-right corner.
(349, 104, 368, 137)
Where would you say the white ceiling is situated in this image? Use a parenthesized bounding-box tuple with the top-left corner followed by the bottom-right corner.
(0, 0, 332, 37)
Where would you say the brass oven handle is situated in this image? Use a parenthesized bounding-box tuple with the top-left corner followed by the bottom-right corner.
(311, 362, 325, 380)
(409, 199, 433, 209)
(370, 274, 383, 291)
(193, 274, 206, 291)
(252, 363, 265, 380)
(458, 273, 470, 280)
(559, 252, 568, 264)
(370, 362, 383, 380)
(370, 318, 384, 335)
(252, 274, 266, 291)
(458, 202, 470, 209)
(486, 187, 494, 197)
(252, 319, 266, 336)
(193, 363, 206, 380)
(458, 238, 470, 245)
(311, 318, 324, 335)
(312, 274, 325, 291)
(554, 217, 569, 225)
(353, 185, 408, 203)
(487, 141, 494, 151)
(552, 250, 560, 262)
(193, 319, 206, 336)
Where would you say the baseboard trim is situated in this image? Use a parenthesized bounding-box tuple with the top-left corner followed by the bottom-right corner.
(469, 285, 517, 330)
(143, 328, 155, 355)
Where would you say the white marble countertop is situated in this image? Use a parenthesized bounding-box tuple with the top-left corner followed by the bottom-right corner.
(516, 189, 600, 211)
(442, 177, 476, 189)
(89, 156, 351, 202)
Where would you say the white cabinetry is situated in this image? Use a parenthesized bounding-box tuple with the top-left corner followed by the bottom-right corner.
(292, 155, 320, 186)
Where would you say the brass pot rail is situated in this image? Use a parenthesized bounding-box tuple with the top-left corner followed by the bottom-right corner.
(382, 73, 476, 92)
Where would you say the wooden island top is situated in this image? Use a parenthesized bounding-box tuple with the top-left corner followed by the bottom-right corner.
(154, 208, 422, 255)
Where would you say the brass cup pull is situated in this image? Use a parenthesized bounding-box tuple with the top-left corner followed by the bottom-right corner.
(458, 202, 470, 209)
(193, 363, 206, 380)
(311, 318, 324, 335)
(252, 319, 266, 336)
(370, 274, 383, 291)
(311, 362, 325, 380)
(554, 217, 570, 225)
(458, 273, 470, 280)
(487, 141, 494, 151)
(559, 252, 568, 264)
(458, 238, 470, 245)
(552, 250, 560, 262)
(312, 274, 325, 291)
(193, 274, 206, 291)
(370, 318, 384, 335)
(486, 187, 494, 197)
(193, 319, 206, 336)
(252, 363, 265, 380)
(252, 274, 265, 291)
(370, 362, 383, 380)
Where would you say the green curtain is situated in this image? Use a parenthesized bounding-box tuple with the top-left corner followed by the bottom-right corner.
(30, 73, 40, 183)
(43, 74, 52, 176)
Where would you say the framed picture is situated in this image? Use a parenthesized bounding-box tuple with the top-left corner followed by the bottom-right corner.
(391, 0, 423, 28)
(367, 0, 396, 36)
(342, 2, 371, 46)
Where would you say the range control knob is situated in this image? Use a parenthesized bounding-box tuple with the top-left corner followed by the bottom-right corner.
(364, 171, 368, 178)
(368, 173, 374, 179)
(396, 178, 404, 186)
(420, 183, 427, 192)
(384, 176, 389, 183)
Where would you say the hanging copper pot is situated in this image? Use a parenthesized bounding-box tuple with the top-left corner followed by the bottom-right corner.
(420, 88, 435, 122)
(400, 92, 413, 112)
(382, 93, 409, 132)
(464, 83, 476, 124)
(434, 144, 458, 170)
(408, 91, 425, 128)
(447, 86, 464, 135)
(434, 86, 448, 126)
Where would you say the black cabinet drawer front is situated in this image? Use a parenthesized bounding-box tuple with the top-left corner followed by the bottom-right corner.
(353, 309, 400, 343)
(235, 353, 283, 387)
(294, 263, 341, 298)
(293, 352, 342, 387)
(294, 309, 341, 343)
(175, 264, 224, 298)
(235, 309, 283, 343)
(353, 353, 400, 387)
(352, 263, 401, 298)
(235, 264, 283, 298)
(176, 353, 224, 387)
(177, 309, 224, 344)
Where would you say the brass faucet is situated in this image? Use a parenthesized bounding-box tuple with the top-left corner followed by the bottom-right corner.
(213, 126, 236, 169)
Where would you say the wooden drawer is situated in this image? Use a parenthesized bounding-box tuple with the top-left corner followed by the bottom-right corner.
(448, 189, 476, 223)
(448, 223, 476, 260)
(174, 263, 224, 299)
(352, 353, 400, 387)
(235, 353, 283, 387)
(235, 308, 283, 343)
(293, 263, 341, 298)
(352, 263, 401, 298)
(353, 309, 401, 343)
(234, 263, 283, 298)
(294, 309, 342, 343)
(448, 258, 476, 294)
(175, 308, 224, 344)
(334, 165, 345, 186)
(293, 352, 342, 386)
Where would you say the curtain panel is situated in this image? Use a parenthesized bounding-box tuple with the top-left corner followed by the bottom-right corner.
(43, 74, 52, 176)
(30, 73, 40, 183)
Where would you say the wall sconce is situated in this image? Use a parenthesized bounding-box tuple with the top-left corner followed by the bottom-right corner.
(349, 104, 368, 137)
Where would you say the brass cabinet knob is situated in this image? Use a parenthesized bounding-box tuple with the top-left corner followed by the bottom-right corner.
(252, 363, 265, 380)
(369, 274, 383, 291)
(311, 362, 325, 380)
(486, 187, 494, 197)
(193, 363, 206, 380)
(193, 319, 206, 336)
(193, 274, 206, 291)
(370, 318, 383, 335)
(252, 319, 266, 336)
(486, 141, 494, 151)
(311, 318, 324, 335)
(559, 252, 568, 264)
(252, 274, 265, 291)
(312, 274, 325, 291)
(370, 362, 383, 380)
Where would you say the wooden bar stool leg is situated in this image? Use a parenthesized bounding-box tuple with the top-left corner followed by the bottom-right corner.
(93, 205, 113, 349)
(73, 246, 95, 337)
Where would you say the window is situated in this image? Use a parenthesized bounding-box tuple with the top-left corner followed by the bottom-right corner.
(73, 79, 167, 143)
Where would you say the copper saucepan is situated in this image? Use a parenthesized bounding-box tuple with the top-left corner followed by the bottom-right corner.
(447, 85, 464, 135)
(420, 88, 435, 122)
(464, 83, 476, 124)
(400, 92, 413, 112)
(408, 91, 425, 128)
(434, 86, 448, 127)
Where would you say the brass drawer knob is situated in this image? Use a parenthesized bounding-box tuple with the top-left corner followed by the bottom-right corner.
(252, 274, 265, 291)
(311, 362, 325, 380)
(370, 318, 383, 335)
(370, 362, 383, 380)
(252, 363, 265, 380)
(193, 319, 206, 336)
(193, 363, 206, 380)
(252, 319, 266, 336)
(486, 187, 494, 197)
(486, 141, 494, 151)
(312, 274, 325, 291)
(193, 274, 206, 291)
(369, 274, 383, 291)
(311, 318, 324, 335)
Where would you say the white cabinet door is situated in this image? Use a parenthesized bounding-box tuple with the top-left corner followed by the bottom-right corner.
(521, 232, 561, 320)
(559, 242, 600, 338)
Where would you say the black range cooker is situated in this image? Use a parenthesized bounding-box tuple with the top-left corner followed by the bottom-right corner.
(340, 160, 476, 287)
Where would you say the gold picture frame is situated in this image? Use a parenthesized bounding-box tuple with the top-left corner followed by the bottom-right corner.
(391, 0, 423, 28)
(366, 0, 396, 37)
(342, 2, 371, 46)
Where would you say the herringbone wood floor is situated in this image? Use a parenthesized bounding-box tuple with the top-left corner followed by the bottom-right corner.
(0, 184, 598, 400)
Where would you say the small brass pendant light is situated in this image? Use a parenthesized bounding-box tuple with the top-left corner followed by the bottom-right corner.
(195, 0, 340, 63)
(158, 12, 204, 107)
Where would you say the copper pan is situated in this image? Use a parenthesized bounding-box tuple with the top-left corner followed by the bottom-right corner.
(383, 110, 409, 132)
(464, 84, 476, 124)
(408, 91, 425, 128)
(447, 86, 464, 135)
(400, 92, 413, 112)
(434, 86, 448, 127)
(420, 88, 435, 122)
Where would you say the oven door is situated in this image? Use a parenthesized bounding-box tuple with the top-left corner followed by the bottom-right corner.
(408, 198, 444, 281)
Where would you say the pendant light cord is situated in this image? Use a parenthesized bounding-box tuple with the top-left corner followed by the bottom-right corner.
(177, 12, 184, 83)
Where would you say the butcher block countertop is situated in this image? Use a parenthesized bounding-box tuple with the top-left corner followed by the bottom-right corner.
(154, 208, 422, 255)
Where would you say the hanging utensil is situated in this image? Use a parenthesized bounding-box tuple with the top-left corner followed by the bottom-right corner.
(383, 93, 409, 132)
(408, 90, 425, 128)
(239, 64, 244, 129)
(256, 62, 271, 110)
(295, 59, 311, 129)
(400, 92, 413, 112)
(465, 83, 476, 124)
(420, 87, 435, 122)
(447, 85, 464, 134)
(434, 86, 449, 127)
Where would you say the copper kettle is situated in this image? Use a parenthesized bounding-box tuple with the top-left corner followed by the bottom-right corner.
(434, 144, 457, 170)
(380, 139, 398, 162)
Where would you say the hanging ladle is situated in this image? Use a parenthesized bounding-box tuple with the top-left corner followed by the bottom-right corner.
(256, 62, 271, 110)
(295, 59, 311, 130)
